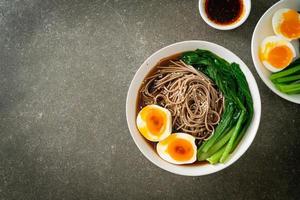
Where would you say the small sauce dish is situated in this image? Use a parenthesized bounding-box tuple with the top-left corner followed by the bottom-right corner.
(199, 0, 251, 30)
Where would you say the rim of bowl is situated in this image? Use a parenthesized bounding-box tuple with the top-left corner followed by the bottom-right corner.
(198, 0, 251, 30)
(126, 40, 261, 176)
(251, 0, 300, 104)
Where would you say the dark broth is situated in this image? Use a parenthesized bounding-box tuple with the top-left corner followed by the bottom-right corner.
(205, 0, 243, 25)
(136, 53, 182, 115)
(136, 52, 208, 166)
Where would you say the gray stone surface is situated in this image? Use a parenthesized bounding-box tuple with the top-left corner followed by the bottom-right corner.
(0, 0, 299, 199)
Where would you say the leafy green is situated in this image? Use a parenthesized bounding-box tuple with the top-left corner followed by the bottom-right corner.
(181, 49, 253, 164)
(269, 58, 300, 94)
(270, 65, 300, 81)
(197, 127, 235, 161)
(273, 74, 300, 83)
(207, 146, 226, 165)
(275, 82, 300, 94)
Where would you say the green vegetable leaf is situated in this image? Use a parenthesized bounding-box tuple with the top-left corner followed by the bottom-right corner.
(182, 49, 254, 164)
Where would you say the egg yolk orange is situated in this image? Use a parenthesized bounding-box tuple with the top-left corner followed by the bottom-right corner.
(140, 107, 166, 136)
(280, 10, 300, 39)
(267, 45, 293, 68)
(166, 138, 193, 161)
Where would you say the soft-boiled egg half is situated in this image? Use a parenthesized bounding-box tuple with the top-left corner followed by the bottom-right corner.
(157, 133, 197, 165)
(260, 36, 296, 72)
(272, 9, 300, 41)
(136, 105, 172, 142)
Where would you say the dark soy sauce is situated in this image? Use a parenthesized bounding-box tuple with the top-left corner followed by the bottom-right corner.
(205, 0, 243, 25)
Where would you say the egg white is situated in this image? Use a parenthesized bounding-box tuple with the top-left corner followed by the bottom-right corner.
(260, 36, 296, 72)
(157, 133, 197, 165)
(272, 8, 300, 41)
(136, 105, 172, 142)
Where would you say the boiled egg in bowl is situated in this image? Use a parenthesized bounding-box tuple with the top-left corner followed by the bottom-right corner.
(157, 133, 197, 165)
(272, 8, 300, 41)
(136, 105, 172, 142)
(259, 36, 296, 72)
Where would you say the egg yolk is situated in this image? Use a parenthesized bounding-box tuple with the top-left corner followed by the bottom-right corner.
(279, 10, 300, 39)
(267, 45, 293, 68)
(141, 107, 166, 136)
(166, 138, 194, 161)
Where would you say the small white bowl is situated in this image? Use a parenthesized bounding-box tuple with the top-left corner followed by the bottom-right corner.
(251, 0, 300, 104)
(126, 41, 261, 176)
(199, 0, 251, 30)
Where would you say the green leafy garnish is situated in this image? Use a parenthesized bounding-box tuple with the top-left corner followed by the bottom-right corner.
(269, 58, 300, 94)
(181, 49, 253, 164)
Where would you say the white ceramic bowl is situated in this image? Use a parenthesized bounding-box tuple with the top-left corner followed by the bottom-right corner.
(126, 41, 261, 176)
(199, 0, 251, 30)
(251, 0, 300, 104)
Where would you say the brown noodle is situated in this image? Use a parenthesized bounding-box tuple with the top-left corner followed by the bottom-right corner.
(139, 60, 224, 140)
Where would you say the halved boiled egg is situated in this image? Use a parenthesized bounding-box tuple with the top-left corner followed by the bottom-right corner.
(259, 36, 296, 72)
(272, 8, 300, 40)
(157, 133, 197, 165)
(136, 105, 172, 142)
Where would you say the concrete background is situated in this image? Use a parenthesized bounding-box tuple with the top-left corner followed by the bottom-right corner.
(0, 0, 299, 199)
